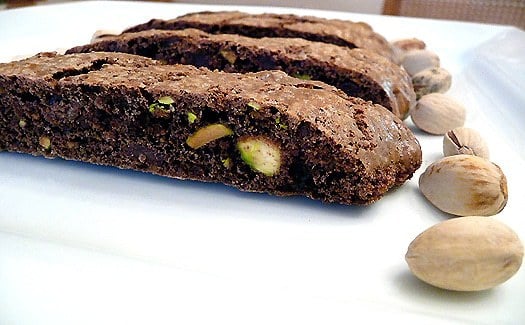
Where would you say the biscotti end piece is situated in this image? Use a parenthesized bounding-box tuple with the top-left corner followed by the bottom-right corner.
(67, 28, 415, 119)
(0, 52, 421, 205)
(123, 11, 394, 60)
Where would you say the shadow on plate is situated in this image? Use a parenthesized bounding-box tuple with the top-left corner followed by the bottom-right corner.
(405, 181, 453, 223)
(393, 269, 497, 304)
(0, 152, 391, 222)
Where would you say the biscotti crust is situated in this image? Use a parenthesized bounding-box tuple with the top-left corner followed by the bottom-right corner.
(0, 52, 421, 205)
(123, 11, 394, 60)
(67, 29, 415, 119)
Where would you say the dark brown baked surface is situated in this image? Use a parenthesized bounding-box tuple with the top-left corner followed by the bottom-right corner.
(0, 52, 421, 205)
(67, 29, 414, 119)
(123, 11, 394, 60)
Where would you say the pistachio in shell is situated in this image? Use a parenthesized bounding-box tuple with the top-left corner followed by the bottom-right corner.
(419, 155, 507, 216)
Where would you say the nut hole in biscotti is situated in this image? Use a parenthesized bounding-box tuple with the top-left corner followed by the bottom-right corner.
(200, 107, 229, 124)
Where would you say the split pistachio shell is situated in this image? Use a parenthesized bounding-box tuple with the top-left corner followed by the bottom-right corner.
(412, 67, 452, 99)
(391, 38, 427, 64)
(419, 155, 507, 216)
(406, 217, 523, 291)
(443, 127, 489, 159)
(392, 38, 426, 52)
(410, 93, 466, 135)
(90, 29, 121, 43)
(401, 49, 440, 76)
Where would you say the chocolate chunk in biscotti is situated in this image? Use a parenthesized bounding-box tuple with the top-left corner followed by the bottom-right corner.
(123, 11, 394, 60)
(0, 52, 421, 205)
(67, 29, 415, 119)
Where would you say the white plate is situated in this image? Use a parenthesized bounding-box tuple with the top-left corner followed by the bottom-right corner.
(1, 2, 524, 324)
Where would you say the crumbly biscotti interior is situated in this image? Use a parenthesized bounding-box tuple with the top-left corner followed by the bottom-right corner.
(0, 52, 421, 205)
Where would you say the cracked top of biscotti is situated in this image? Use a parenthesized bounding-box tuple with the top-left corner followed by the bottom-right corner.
(67, 28, 414, 119)
(0, 52, 421, 203)
(122, 11, 394, 60)
(0, 51, 155, 81)
(0, 51, 418, 171)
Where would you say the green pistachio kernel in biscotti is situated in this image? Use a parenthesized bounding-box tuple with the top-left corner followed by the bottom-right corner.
(149, 96, 175, 118)
(219, 49, 237, 65)
(39, 136, 51, 150)
(18, 119, 27, 128)
(186, 124, 233, 149)
(149, 103, 171, 117)
(221, 157, 232, 169)
(157, 96, 174, 105)
(237, 136, 281, 176)
(187, 112, 197, 124)
(247, 101, 261, 111)
(275, 117, 288, 130)
(291, 73, 312, 80)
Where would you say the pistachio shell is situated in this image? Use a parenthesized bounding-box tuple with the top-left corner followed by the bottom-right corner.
(443, 127, 489, 159)
(419, 155, 507, 216)
(391, 38, 427, 64)
(410, 93, 466, 135)
(90, 29, 121, 43)
(412, 67, 452, 99)
(406, 217, 523, 291)
(401, 49, 440, 76)
(392, 38, 427, 52)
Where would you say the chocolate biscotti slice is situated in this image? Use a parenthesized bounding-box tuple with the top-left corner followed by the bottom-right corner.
(67, 29, 415, 119)
(123, 11, 394, 59)
(0, 52, 421, 205)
